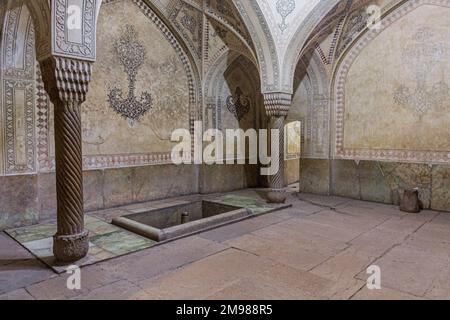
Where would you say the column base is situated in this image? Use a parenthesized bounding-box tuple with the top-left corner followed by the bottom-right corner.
(53, 230, 89, 263)
(266, 189, 287, 204)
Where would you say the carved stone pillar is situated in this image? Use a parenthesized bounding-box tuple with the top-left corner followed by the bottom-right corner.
(40, 56, 92, 262)
(25, 0, 99, 262)
(264, 92, 291, 203)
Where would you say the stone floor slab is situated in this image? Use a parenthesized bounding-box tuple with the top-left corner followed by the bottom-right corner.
(72, 280, 145, 300)
(310, 247, 375, 282)
(0, 288, 35, 300)
(99, 236, 228, 283)
(227, 234, 329, 271)
(0, 232, 34, 266)
(205, 276, 315, 300)
(251, 224, 349, 257)
(0, 259, 55, 294)
(134, 249, 273, 300)
(352, 286, 426, 300)
(355, 244, 448, 297)
(1, 190, 449, 300)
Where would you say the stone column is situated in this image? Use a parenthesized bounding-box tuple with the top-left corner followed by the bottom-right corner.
(264, 92, 291, 203)
(40, 57, 92, 262)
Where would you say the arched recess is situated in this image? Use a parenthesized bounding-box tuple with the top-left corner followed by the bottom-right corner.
(290, 49, 330, 160)
(330, 0, 450, 164)
(202, 49, 263, 190)
(0, 0, 53, 229)
(204, 49, 262, 133)
(284, 48, 330, 187)
(23, 0, 51, 61)
(36, 0, 202, 171)
(232, 0, 279, 93)
(0, 1, 38, 176)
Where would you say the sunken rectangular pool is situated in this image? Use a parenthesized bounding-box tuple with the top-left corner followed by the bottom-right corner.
(112, 200, 251, 242)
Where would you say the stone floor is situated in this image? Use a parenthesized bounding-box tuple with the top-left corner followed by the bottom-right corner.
(6, 215, 157, 273)
(1, 190, 450, 300)
(4, 193, 287, 273)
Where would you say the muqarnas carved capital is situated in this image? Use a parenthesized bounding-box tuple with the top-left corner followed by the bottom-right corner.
(39, 56, 93, 104)
(264, 92, 292, 117)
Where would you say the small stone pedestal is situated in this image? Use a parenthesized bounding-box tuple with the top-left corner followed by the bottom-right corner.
(400, 188, 422, 213)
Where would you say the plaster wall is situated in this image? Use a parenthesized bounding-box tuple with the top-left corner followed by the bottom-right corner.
(297, 1, 450, 212)
(338, 3, 450, 157)
(0, 0, 258, 230)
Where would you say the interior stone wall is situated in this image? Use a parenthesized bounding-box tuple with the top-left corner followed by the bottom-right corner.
(285, 160, 300, 185)
(202, 53, 263, 193)
(297, 0, 450, 212)
(300, 159, 450, 212)
(284, 121, 301, 185)
(39, 0, 196, 171)
(0, 0, 225, 230)
(0, 2, 36, 175)
(84, 1, 190, 157)
(0, 1, 39, 229)
(0, 0, 262, 230)
(37, 165, 199, 220)
(334, 2, 450, 162)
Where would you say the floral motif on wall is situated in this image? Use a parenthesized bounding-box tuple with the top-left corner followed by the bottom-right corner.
(107, 25, 153, 126)
(393, 28, 448, 116)
(226, 87, 251, 121)
(336, 7, 369, 57)
(216, 0, 232, 16)
(181, 12, 197, 39)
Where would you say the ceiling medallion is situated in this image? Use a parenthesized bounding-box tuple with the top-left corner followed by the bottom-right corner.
(276, 0, 296, 32)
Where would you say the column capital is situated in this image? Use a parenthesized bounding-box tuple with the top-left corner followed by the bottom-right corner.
(263, 92, 292, 117)
(39, 56, 93, 105)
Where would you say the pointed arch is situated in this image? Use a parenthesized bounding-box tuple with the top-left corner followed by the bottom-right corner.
(232, 0, 279, 93)
(282, 0, 341, 93)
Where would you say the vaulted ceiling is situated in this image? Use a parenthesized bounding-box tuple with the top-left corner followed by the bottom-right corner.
(3, 0, 347, 95)
(232, 0, 341, 93)
(140, 0, 342, 94)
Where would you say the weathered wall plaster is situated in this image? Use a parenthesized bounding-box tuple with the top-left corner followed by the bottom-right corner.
(335, 3, 450, 161)
(0, 0, 263, 230)
(297, 0, 450, 212)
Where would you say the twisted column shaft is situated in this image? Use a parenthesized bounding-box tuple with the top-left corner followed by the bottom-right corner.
(270, 116, 285, 190)
(40, 57, 91, 262)
(264, 92, 292, 203)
